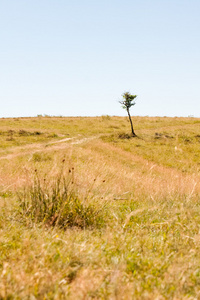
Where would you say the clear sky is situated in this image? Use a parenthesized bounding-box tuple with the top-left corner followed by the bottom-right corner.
(0, 0, 200, 118)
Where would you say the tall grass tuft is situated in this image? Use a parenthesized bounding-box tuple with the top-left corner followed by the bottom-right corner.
(18, 167, 105, 229)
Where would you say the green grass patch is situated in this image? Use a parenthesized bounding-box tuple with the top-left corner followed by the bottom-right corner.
(18, 169, 106, 230)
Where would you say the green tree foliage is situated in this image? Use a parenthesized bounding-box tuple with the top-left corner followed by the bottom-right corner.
(119, 92, 137, 136)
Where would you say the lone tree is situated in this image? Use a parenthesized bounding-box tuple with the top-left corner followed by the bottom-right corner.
(119, 91, 137, 137)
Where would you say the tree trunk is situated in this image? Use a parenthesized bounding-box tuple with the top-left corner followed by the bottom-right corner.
(127, 109, 136, 137)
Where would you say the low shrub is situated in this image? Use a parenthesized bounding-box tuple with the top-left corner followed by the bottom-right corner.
(18, 130, 43, 136)
(118, 132, 132, 139)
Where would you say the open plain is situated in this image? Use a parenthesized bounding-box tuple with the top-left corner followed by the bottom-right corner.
(0, 116, 200, 299)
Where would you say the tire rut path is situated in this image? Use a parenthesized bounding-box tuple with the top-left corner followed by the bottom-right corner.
(0, 136, 97, 160)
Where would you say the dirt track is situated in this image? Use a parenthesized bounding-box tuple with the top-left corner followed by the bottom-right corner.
(0, 136, 97, 161)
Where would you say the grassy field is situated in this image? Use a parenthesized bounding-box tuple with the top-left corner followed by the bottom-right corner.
(1, 116, 200, 299)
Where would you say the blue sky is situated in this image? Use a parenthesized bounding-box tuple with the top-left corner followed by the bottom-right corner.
(0, 0, 200, 117)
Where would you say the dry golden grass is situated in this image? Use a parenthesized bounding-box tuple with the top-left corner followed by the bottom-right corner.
(0, 116, 200, 299)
